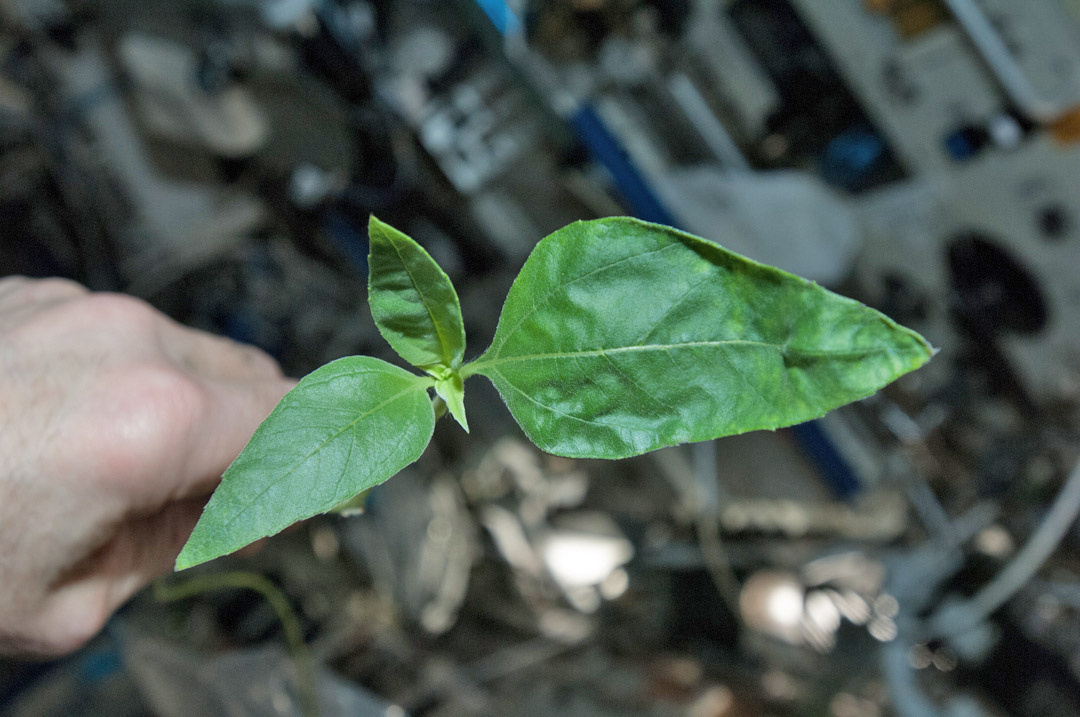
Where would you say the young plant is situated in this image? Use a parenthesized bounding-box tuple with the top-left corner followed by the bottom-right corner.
(176, 216, 933, 569)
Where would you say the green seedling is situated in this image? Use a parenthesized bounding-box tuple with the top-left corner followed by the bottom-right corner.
(176, 216, 933, 569)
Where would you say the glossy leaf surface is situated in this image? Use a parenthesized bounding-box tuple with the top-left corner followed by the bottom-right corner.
(466, 218, 933, 459)
(176, 356, 435, 569)
(368, 215, 466, 372)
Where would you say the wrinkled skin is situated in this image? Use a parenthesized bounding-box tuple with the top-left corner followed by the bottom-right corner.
(0, 277, 294, 656)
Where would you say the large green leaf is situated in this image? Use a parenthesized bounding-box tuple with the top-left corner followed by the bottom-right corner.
(464, 217, 933, 459)
(368, 215, 466, 372)
(176, 356, 435, 569)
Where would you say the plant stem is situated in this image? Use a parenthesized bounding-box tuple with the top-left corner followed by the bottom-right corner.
(153, 572, 319, 717)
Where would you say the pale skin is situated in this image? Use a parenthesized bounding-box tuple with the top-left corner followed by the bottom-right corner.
(0, 276, 295, 656)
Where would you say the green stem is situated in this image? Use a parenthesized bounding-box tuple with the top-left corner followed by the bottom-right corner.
(459, 360, 484, 379)
(153, 572, 319, 717)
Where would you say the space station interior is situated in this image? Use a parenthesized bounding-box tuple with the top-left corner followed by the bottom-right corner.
(3, 1, 1080, 715)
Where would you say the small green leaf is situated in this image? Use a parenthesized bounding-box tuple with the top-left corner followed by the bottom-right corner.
(368, 215, 466, 372)
(465, 217, 933, 459)
(435, 372, 469, 432)
(176, 356, 435, 569)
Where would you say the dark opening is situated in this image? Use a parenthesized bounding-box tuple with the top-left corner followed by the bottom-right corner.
(947, 234, 1048, 335)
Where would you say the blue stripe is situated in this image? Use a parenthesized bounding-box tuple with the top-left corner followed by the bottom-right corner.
(569, 106, 676, 226)
(474, 0, 521, 35)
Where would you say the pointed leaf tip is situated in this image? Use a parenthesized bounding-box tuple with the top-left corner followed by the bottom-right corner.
(472, 217, 934, 459)
(175, 356, 436, 569)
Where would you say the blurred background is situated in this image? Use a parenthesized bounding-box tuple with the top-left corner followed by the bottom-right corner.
(3, 0, 1080, 715)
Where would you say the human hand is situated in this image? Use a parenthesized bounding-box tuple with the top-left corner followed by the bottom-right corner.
(0, 277, 294, 656)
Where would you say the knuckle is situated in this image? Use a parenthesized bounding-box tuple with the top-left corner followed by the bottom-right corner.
(0, 275, 29, 292)
(238, 343, 283, 377)
(85, 364, 209, 476)
(0, 277, 86, 318)
(119, 363, 209, 434)
(34, 277, 88, 296)
(8, 277, 87, 304)
(72, 292, 158, 330)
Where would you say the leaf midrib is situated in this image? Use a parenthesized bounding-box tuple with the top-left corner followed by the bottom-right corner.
(213, 380, 430, 533)
(491, 242, 681, 360)
(466, 339, 899, 376)
(388, 232, 456, 366)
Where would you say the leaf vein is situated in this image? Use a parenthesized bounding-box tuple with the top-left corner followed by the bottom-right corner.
(388, 233, 454, 365)
(492, 242, 680, 359)
(216, 384, 427, 531)
(330, 428, 357, 502)
(633, 271, 714, 345)
(477, 340, 894, 371)
(716, 344, 782, 420)
(598, 350, 678, 411)
(492, 367, 649, 435)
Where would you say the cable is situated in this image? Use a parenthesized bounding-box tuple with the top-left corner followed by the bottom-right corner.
(923, 455, 1080, 640)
